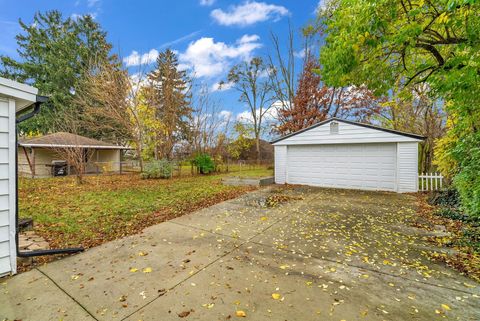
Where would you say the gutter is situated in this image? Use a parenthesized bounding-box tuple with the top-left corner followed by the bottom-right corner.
(15, 95, 84, 257)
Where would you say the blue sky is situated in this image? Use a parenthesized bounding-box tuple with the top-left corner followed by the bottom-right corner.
(0, 0, 321, 121)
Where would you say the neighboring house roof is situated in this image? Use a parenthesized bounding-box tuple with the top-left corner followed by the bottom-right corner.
(270, 117, 426, 144)
(19, 132, 131, 149)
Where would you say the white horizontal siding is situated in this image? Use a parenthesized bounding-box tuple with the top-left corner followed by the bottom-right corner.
(274, 146, 287, 184)
(0, 240, 9, 257)
(0, 97, 13, 276)
(286, 143, 397, 191)
(397, 142, 418, 192)
(273, 121, 421, 145)
(0, 225, 9, 242)
(0, 256, 10, 274)
(0, 210, 8, 226)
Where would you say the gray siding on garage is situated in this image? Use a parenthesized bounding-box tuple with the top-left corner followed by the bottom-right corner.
(274, 145, 287, 184)
(397, 142, 419, 193)
(273, 119, 422, 193)
(0, 98, 14, 276)
(273, 121, 420, 145)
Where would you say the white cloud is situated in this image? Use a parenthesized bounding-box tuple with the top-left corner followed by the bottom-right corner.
(219, 110, 233, 121)
(315, 0, 336, 13)
(211, 81, 234, 92)
(178, 34, 262, 78)
(236, 107, 277, 123)
(294, 48, 307, 59)
(71, 12, 98, 20)
(123, 49, 159, 67)
(211, 1, 289, 27)
(87, 0, 101, 7)
(200, 0, 216, 6)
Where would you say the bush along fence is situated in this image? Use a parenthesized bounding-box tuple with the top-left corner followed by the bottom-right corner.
(419, 172, 444, 192)
(19, 159, 273, 178)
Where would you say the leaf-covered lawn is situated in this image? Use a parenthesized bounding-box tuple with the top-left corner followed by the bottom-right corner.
(224, 167, 273, 178)
(19, 173, 256, 249)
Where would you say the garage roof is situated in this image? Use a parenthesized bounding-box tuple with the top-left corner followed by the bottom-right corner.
(19, 132, 131, 149)
(271, 118, 426, 144)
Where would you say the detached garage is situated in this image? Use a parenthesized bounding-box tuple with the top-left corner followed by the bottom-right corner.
(272, 118, 425, 193)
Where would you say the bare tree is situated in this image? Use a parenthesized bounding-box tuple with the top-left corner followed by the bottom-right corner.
(51, 114, 94, 184)
(227, 57, 274, 161)
(190, 82, 232, 156)
(276, 57, 383, 135)
(74, 60, 149, 171)
(380, 84, 446, 172)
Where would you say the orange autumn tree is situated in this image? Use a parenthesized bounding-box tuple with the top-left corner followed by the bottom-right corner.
(276, 58, 382, 135)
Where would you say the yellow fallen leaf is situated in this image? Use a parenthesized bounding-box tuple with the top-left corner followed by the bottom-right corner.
(236, 310, 246, 317)
(279, 264, 289, 270)
(138, 251, 148, 256)
(129, 268, 138, 273)
(441, 304, 451, 311)
(306, 281, 313, 286)
(260, 216, 268, 221)
(142, 267, 152, 273)
(202, 303, 214, 309)
(272, 293, 281, 300)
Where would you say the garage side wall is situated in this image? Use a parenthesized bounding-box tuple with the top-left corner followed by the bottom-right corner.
(397, 142, 419, 192)
(274, 146, 287, 184)
(0, 98, 15, 276)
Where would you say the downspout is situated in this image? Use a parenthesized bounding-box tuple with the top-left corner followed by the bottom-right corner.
(15, 95, 84, 257)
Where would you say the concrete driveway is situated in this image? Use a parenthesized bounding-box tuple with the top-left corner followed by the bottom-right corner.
(1, 187, 479, 320)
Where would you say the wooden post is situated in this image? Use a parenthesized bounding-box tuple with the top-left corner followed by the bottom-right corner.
(22, 146, 35, 178)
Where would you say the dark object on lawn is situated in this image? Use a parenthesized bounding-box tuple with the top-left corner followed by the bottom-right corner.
(18, 218, 33, 232)
(15, 97, 84, 257)
(51, 160, 68, 176)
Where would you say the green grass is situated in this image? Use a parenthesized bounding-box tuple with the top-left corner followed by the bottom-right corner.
(224, 167, 274, 178)
(19, 173, 256, 249)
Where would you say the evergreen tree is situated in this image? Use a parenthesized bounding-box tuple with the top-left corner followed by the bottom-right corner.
(147, 49, 192, 160)
(0, 10, 115, 134)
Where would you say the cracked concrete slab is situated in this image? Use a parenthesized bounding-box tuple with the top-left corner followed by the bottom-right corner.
(1, 187, 479, 321)
(36, 222, 244, 320)
(0, 269, 95, 321)
(126, 243, 479, 321)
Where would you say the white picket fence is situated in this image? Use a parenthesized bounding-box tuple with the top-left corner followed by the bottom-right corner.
(419, 172, 444, 191)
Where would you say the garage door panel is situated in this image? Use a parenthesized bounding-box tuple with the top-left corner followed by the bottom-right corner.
(287, 143, 396, 191)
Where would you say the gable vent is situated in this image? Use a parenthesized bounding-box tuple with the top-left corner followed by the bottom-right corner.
(330, 121, 339, 134)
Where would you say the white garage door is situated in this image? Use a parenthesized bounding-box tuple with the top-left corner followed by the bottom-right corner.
(287, 143, 397, 191)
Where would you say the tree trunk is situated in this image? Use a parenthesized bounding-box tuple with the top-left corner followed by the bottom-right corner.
(255, 135, 261, 164)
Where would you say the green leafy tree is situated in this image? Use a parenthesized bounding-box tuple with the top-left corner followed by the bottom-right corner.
(146, 49, 192, 160)
(318, 0, 480, 217)
(228, 122, 254, 160)
(0, 10, 115, 134)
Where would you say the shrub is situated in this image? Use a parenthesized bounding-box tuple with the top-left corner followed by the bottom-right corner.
(451, 132, 480, 219)
(193, 154, 215, 174)
(141, 160, 173, 179)
(428, 188, 462, 208)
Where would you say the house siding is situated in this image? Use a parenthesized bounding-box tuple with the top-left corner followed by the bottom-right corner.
(273, 121, 421, 145)
(0, 98, 15, 276)
(397, 142, 419, 193)
(273, 120, 421, 193)
(274, 145, 287, 184)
